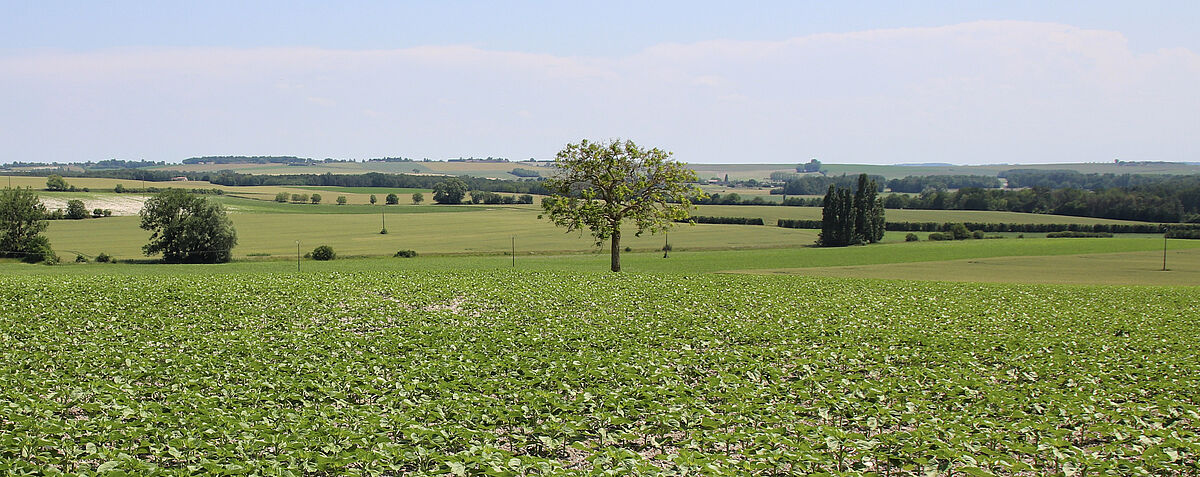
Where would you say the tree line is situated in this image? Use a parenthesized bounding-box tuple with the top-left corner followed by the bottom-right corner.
(775, 174, 886, 195)
(999, 169, 1194, 190)
(885, 175, 1002, 193)
(880, 182, 1200, 222)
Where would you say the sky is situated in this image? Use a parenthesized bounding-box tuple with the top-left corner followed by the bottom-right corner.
(1, 1, 1197, 165)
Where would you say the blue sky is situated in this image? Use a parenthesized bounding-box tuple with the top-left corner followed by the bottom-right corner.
(2, 1, 1197, 164)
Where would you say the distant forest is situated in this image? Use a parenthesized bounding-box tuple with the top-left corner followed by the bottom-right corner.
(6, 165, 1200, 223)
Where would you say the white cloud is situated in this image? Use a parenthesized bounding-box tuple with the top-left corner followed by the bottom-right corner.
(1, 21, 1196, 164)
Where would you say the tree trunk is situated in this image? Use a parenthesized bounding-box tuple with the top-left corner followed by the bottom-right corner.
(610, 228, 621, 272)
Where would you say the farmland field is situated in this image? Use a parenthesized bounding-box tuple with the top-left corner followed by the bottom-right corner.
(1, 272, 1197, 474)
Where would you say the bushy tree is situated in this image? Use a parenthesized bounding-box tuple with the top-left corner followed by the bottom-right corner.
(310, 193, 322, 204)
(139, 189, 237, 263)
(369, 194, 377, 205)
(433, 178, 469, 204)
(290, 193, 308, 203)
(0, 187, 55, 263)
(311, 245, 335, 261)
(336, 195, 347, 205)
(65, 199, 89, 219)
(274, 192, 289, 203)
(46, 175, 69, 191)
(950, 223, 970, 240)
(385, 193, 399, 205)
(411, 192, 424, 205)
(541, 139, 700, 272)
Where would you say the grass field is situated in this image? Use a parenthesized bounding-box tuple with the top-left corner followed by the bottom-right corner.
(12, 237, 1200, 285)
(39, 208, 820, 260)
(692, 204, 1154, 226)
(2, 273, 1197, 474)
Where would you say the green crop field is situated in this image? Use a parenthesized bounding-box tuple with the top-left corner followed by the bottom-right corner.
(1, 272, 1197, 475)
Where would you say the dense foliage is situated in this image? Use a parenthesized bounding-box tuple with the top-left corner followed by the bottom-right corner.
(682, 216, 765, 225)
(541, 139, 700, 272)
(468, 191, 534, 205)
(0, 273, 1197, 474)
(310, 245, 335, 261)
(882, 180, 1200, 222)
(777, 174, 885, 196)
(819, 174, 885, 247)
(138, 190, 238, 263)
(433, 178, 469, 205)
(1000, 169, 1188, 190)
(886, 175, 1002, 193)
(0, 187, 54, 263)
(45, 174, 70, 191)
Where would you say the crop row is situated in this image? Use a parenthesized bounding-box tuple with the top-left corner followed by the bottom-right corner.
(1, 272, 1197, 475)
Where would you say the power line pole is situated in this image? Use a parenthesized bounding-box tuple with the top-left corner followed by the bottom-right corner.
(1163, 232, 1168, 271)
(511, 236, 516, 267)
(296, 240, 301, 272)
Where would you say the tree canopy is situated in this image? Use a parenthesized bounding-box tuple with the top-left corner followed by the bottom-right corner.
(541, 139, 700, 272)
(45, 175, 69, 191)
(0, 187, 54, 263)
(819, 174, 885, 247)
(139, 189, 237, 263)
(433, 178, 468, 204)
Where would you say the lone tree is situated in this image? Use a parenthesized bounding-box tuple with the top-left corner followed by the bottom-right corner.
(369, 194, 377, 205)
(818, 173, 885, 247)
(336, 195, 347, 205)
(139, 189, 237, 263)
(0, 187, 55, 263)
(46, 175, 69, 191)
(541, 139, 700, 272)
(65, 199, 89, 219)
(385, 193, 399, 205)
(433, 178, 468, 204)
(310, 193, 322, 204)
(411, 192, 424, 205)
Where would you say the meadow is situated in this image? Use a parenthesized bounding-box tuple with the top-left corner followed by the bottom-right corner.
(1, 272, 1197, 475)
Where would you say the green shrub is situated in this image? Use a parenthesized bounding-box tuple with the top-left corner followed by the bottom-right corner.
(95, 252, 112, 263)
(928, 232, 952, 241)
(393, 250, 418, 258)
(905, 233, 919, 242)
(311, 245, 335, 261)
(972, 230, 985, 239)
(949, 223, 970, 240)
(75, 254, 88, 263)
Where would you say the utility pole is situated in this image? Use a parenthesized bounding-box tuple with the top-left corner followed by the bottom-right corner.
(511, 236, 516, 267)
(296, 240, 301, 272)
(1163, 232, 1168, 271)
(381, 210, 387, 234)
